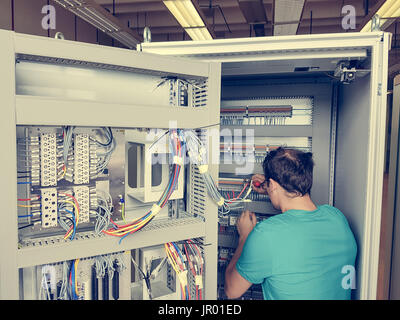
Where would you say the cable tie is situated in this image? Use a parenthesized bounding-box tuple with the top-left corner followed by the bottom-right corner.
(178, 270, 188, 287)
(195, 275, 203, 289)
(151, 204, 162, 215)
(198, 164, 208, 174)
(173, 156, 183, 166)
(217, 197, 225, 207)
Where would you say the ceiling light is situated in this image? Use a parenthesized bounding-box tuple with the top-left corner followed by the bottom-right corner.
(52, 0, 141, 48)
(163, 0, 213, 41)
(360, 0, 400, 32)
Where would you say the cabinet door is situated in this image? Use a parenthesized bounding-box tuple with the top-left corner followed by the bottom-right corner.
(0, 29, 222, 299)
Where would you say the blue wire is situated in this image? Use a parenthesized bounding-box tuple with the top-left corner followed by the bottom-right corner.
(59, 209, 76, 241)
(17, 181, 32, 184)
(172, 242, 185, 264)
(71, 260, 78, 300)
(18, 213, 42, 218)
(64, 209, 76, 240)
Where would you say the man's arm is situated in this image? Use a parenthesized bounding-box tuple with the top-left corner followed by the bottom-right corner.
(224, 210, 257, 299)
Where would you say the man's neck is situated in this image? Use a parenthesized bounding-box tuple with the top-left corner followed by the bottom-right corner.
(280, 194, 317, 213)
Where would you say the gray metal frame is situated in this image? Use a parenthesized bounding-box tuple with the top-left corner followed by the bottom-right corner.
(389, 75, 400, 299)
(0, 30, 221, 300)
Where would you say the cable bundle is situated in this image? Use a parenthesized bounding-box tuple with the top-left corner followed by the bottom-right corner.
(164, 242, 190, 300)
(182, 130, 253, 216)
(90, 127, 116, 176)
(164, 240, 204, 300)
(58, 192, 80, 241)
(183, 239, 204, 300)
(103, 129, 183, 243)
(94, 190, 113, 235)
(69, 259, 80, 300)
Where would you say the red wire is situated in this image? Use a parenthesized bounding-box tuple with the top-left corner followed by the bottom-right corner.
(58, 193, 81, 214)
(226, 183, 249, 203)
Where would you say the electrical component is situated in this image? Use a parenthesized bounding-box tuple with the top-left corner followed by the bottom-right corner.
(220, 105, 293, 125)
(334, 61, 357, 84)
(41, 188, 58, 228)
(40, 133, 58, 187)
(73, 186, 90, 223)
(73, 133, 90, 184)
(220, 97, 313, 126)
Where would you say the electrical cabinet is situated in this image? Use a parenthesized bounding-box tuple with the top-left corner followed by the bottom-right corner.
(140, 32, 390, 300)
(0, 30, 390, 300)
(0, 29, 220, 300)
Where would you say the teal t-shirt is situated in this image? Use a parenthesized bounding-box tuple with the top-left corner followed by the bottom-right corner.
(236, 205, 357, 300)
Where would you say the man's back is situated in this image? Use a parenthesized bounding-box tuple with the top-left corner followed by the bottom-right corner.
(236, 204, 357, 300)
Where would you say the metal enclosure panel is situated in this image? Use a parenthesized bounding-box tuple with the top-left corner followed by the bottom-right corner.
(359, 33, 389, 300)
(336, 76, 370, 300)
(192, 63, 221, 300)
(0, 30, 19, 300)
(389, 75, 400, 299)
(139, 32, 381, 58)
(0, 30, 222, 300)
(221, 80, 333, 205)
(335, 34, 389, 300)
(15, 32, 208, 78)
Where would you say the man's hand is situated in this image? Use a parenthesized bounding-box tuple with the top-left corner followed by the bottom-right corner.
(251, 174, 268, 194)
(237, 210, 257, 241)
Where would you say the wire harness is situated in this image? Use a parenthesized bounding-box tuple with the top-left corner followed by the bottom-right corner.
(182, 130, 253, 216)
(103, 129, 183, 243)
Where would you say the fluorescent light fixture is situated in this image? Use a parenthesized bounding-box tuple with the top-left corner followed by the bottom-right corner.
(163, 0, 213, 41)
(51, 0, 141, 48)
(361, 0, 400, 32)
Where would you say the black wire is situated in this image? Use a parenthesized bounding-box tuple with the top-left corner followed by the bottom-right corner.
(18, 223, 33, 229)
(90, 127, 113, 147)
(17, 175, 30, 179)
(17, 171, 31, 174)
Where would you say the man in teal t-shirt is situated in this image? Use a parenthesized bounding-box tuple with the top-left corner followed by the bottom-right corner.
(224, 147, 357, 300)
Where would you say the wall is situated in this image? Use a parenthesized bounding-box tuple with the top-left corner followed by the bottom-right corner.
(0, 0, 126, 48)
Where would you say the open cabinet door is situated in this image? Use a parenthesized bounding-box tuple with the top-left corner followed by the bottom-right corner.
(140, 32, 390, 300)
(0, 29, 221, 299)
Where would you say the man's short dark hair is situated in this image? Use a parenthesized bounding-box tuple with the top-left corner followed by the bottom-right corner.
(262, 147, 314, 196)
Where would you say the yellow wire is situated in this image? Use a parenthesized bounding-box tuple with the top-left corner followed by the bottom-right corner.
(107, 212, 155, 236)
(121, 202, 127, 224)
(59, 200, 79, 224)
(60, 200, 79, 240)
(165, 243, 187, 300)
(74, 259, 80, 296)
(17, 204, 36, 208)
(164, 244, 180, 274)
(59, 165, 66, 179)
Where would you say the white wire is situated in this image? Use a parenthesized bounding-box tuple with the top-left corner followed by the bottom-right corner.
(94, 191, 113, 235)
(183, 129, 253, 217)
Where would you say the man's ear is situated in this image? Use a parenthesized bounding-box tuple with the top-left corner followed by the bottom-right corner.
(268, 178, 279, 192)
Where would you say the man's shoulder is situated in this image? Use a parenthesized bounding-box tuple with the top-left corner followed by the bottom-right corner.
(254, 214, 288, 232)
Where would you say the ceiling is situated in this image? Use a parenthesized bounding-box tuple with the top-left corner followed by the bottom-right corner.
(95, 0, 386, 41)
(91, 0, 399, 75)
